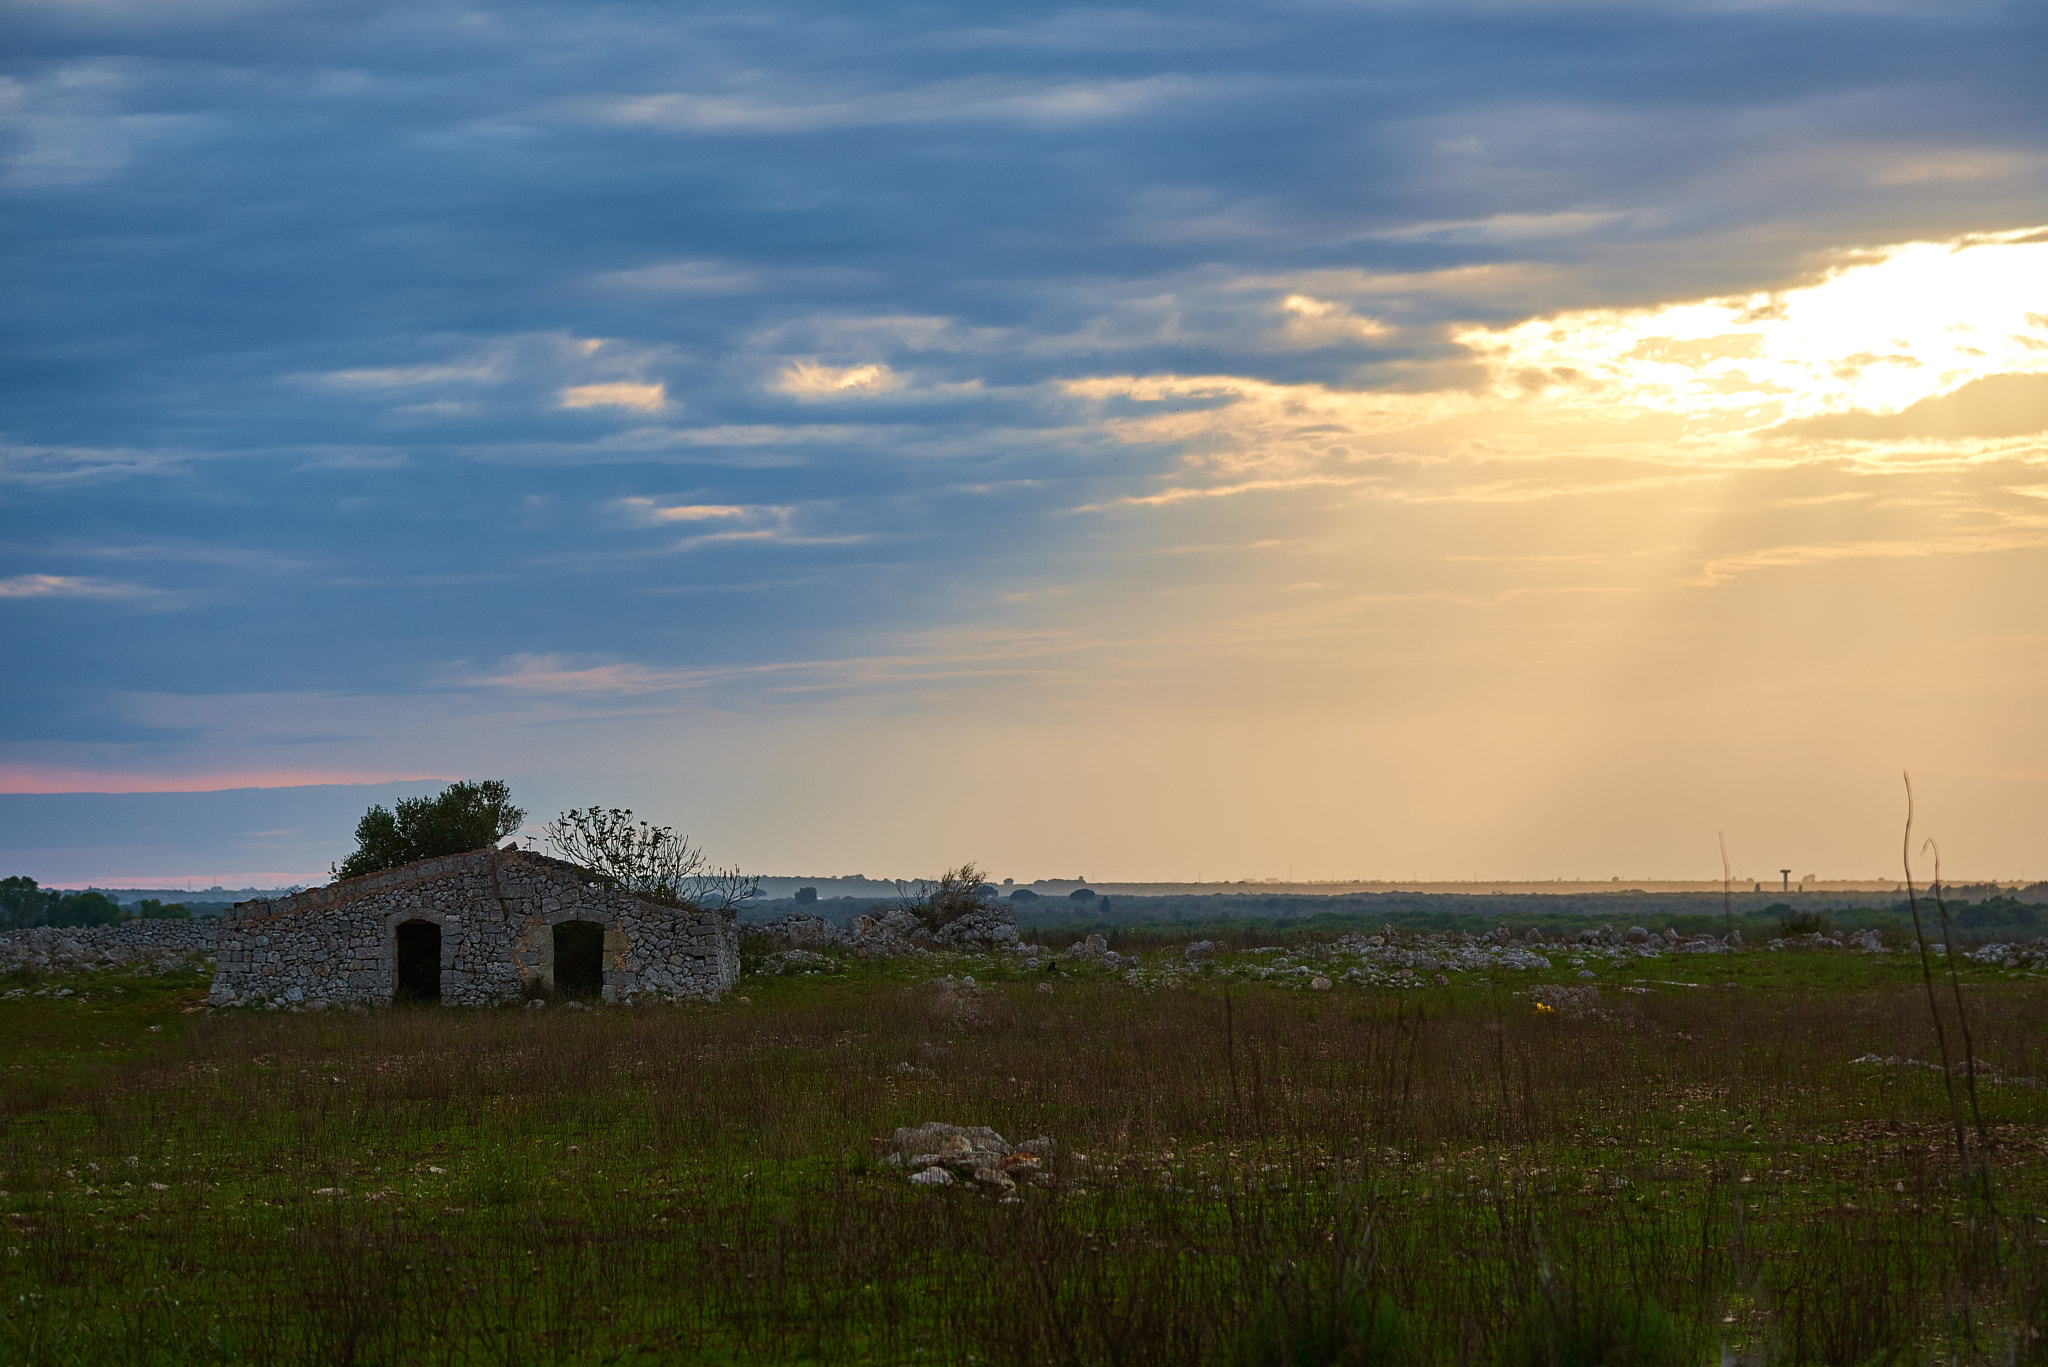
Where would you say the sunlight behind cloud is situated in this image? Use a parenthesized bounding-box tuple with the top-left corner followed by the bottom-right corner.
(559, 381, 668, 412)
(1077, 229, 2048, 507)
(774, 360, 905, 398)
(1461, 230, 2048, 432)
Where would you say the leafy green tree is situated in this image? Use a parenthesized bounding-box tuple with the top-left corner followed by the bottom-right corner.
(0, 879, 126, 929)
(50, 890, 124, 927)
(130, 898, 191, 919)
(1, 876, 53, 929)
(336, 780, 526, 880)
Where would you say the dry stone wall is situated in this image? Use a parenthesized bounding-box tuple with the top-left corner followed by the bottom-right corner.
(0, 918, 219, 974)
(208, 847, 738, 1009)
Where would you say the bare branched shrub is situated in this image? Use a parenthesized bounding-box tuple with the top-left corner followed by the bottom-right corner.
(542, 807, 757, 912)
(895, 862, 995, 931)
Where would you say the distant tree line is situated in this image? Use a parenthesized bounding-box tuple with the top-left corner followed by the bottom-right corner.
(0, 877, 191, 930)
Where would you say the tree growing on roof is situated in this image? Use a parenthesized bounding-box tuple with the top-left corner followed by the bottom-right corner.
(336, 780, 527, 880)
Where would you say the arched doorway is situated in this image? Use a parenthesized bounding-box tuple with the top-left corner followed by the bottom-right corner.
(395, 920, 442, 1002)
(553, 921, 604, 999)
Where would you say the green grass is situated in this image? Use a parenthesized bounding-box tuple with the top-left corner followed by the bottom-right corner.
(1, 945, 2044, 1365)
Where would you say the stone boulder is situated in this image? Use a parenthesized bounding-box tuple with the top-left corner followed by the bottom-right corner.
(1531, 984, 1603, 1019)
(875, 1122, 1054, 1195)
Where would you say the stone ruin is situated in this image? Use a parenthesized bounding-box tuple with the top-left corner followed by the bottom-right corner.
(207, 846, 738, 1009)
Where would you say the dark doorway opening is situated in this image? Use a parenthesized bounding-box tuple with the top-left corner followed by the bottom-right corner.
(554, 920, 605, 999)
(395, 920, 442, 1003)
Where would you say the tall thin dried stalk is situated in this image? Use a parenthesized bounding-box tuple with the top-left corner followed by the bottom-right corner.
(1900, 774, 1970, 1178)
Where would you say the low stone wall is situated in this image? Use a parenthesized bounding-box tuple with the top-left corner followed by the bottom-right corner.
(208, 847, 738, 1009)
(0, 918, 219, 973)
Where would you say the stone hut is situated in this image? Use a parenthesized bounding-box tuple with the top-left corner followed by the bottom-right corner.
(207, 846, 739, 1009)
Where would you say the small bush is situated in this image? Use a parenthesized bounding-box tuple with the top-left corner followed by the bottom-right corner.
(1500, 1292, 1687, 1367)
(1778, 907, 1831, 937)
(896, 863, 996, 932)
(1225, 1290, 1419, 1367)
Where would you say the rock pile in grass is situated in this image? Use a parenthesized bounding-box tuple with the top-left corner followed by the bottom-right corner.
(1966, 938, 2048, 969)
(927, 901, 1021, 949)
(1063, 934, 1140, 969)
(1768, 931, 1847, 951)
(875, 1122, 1054, 1197)
(751, 899, 1022, 960)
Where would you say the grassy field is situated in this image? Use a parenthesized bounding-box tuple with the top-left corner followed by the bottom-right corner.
(1, 935, 2044, 1365)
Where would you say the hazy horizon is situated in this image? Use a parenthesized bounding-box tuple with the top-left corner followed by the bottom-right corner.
(0, 779, 2029, 892)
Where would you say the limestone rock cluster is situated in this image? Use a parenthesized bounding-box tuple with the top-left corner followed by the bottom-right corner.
(875, 1122, 1055, 1197)
(1061, 933, 1140, 970)
(1965, 938, 2048, 969)
(751, 897, 1021, 959)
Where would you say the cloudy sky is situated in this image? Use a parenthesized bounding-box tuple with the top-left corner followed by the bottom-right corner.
(4, 0, 2046, 886)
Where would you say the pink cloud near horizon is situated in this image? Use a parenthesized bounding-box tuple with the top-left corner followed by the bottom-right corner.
(0, 765, 455, 796)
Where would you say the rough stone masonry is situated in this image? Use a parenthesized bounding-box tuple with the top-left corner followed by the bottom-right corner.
(208, 846, 739, 1009)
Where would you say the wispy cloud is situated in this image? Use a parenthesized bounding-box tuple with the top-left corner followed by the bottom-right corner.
(463, 654, 692, 696)
(598, 75, 1201, 135)
(0, 573, 155, 600)
(0, 765, 449, 796)
(560, 381, 667, 412)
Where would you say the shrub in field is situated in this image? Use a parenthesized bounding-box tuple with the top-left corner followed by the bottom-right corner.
(895, 862, 997, 933)
(543, 806, 757, 911)
(335, 779, 525, 879)
(1224, 1289, 1419, 1367)
(1776, 906, 1831, 937)
(1500, 1292, 1686, 1367)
